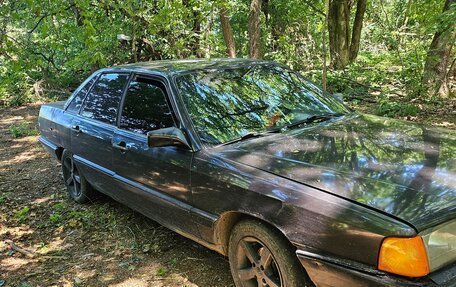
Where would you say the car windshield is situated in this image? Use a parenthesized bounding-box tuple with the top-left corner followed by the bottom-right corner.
(176, 64, 350, 145)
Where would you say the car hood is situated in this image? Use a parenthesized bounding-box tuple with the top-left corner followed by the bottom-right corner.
(216, 114, 456, 231)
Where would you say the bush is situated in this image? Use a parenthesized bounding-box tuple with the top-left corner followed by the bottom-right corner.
(9, 122, 38, 138)
(376, 97, 419, 117)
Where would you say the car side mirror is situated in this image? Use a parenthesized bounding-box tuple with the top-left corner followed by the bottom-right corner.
(147, 127, 191, 149)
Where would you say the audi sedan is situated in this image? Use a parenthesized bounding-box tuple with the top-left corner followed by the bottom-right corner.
(38, 59, 456, 287)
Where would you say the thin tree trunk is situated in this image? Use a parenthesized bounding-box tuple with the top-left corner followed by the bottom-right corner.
(192, 10, 202, 58)
(328, 0, 350, 69)
(349, 0, 367, 62)
(422, 0, 455, 97)
(322, 29, 328, 91)
(322, 0, 330, 91)
(248, 0, 262, 59)
(219, 3, 236, 58)
(70, 0, 83, 26)
(183, 0, 202, 57)
(400, 0, 413, 28)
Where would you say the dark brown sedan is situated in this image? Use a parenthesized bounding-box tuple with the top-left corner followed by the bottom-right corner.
(38, 59, 456, 287)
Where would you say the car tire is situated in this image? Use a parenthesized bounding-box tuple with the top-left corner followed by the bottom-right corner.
(61, 150, 96, 204)
(228, 220, 313, 287)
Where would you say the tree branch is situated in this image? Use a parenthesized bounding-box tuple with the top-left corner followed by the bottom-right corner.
(28, 3, 76, 34)
(302, 0, 326, 17)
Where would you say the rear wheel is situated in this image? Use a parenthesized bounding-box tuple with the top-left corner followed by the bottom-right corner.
(61, 150, 95, 203)
(228, 220, 312, 287)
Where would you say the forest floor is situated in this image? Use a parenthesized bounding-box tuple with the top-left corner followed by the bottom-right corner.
(0, 99, 455, 287)
(0, 104, 233, 287)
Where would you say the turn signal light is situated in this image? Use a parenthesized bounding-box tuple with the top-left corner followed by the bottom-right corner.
(378, 236, 429, 277)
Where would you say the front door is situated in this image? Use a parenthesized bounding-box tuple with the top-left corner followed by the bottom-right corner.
(111, 75, 197, 236)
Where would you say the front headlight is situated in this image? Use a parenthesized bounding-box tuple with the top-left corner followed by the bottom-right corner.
(378, 220, 456, 277)
(421, 220, 456, 271)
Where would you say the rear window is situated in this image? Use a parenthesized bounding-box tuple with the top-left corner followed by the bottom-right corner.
(66, 77, 96, 113)
(80, 73, 129, 125)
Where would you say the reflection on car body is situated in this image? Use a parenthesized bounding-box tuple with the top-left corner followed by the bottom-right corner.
(38, 59, 456, 287)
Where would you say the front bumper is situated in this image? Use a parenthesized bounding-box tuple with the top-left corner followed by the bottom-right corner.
(297, 250, 456, 287)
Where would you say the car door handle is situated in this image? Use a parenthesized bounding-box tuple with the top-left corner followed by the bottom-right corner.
(113, 141, 128, 152)
(71, 125, 82, 134)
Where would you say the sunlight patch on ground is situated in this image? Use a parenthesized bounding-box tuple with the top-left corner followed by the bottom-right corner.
(0, 116, 25, 126)
(0, 256, 38, 272)
(32, 196, 53, 204)
(0, 226, 34, 239)
(110, 278, 150, 287)
(0, 149, 40, 166)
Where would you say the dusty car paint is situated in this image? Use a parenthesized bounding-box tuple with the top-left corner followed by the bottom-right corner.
(38, 59, 456, 286)
(210, 113, 456, 231)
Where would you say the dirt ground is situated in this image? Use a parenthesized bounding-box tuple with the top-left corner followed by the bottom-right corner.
(0, 101, 455, 287)
(0, 104, 234, 287)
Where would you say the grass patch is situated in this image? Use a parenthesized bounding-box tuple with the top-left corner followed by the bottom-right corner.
(9, 122, 38, 138)
(0, 193, 9, 204)
(14, 207, 30, 223)
(376, 97, 420, 117)
(49, 213, 62, 225)
(156, 267, 168, 277)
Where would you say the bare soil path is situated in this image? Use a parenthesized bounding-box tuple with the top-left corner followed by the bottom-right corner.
(0, 104, 234, 287)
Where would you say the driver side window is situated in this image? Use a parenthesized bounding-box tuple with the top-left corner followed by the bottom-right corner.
(120, 77, 175, 134)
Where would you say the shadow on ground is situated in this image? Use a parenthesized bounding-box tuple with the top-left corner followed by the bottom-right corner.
(0, 104, 234, 287)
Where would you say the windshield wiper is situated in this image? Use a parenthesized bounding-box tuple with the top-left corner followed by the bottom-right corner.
(284, 113, 343, 130)
(220, 129, 280, 146)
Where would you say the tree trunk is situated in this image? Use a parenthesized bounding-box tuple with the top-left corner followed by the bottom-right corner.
(322, 0, 330, 91)
(219, 3, 236, 58)
(183, 0, 202, 58)
(422, 0, 455, 97)
(192, 10, 202, 58)
(70, 0, 83, 27)
(328, 0, 350, 69)
(248, 0, 262, 59)
(349, 0, 367, 62)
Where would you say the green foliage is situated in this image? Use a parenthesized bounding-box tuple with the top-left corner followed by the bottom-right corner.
(14, 207, 30, 223)
(49, 213, 62, 225)
(9, 122, 38, 138)
(0, 193, 8, 204)
(52, 202, 65, 210)
(156, 267, 168, 277)
(377, 97, 419, 117)
(0, 0, 451, 108)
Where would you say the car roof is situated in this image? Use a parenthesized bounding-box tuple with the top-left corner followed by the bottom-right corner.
(109, 58, 274, 76)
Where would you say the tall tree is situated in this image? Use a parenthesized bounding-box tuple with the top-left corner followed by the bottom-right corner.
(183, 0, 203, 58)
(422, 0, 455, 97)
(327, 0, 367, 69)
(248, 0, 262, 59)
(349, 0, 367, 62)
(219, 1, 236, 58)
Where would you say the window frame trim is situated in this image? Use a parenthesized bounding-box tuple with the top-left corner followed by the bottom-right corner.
(77, 71, 132, 126)
(116, 73, 178, 135)
(64, 73, 100, 114)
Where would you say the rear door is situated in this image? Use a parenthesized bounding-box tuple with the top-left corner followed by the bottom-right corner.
(71, 72, 130, 194)
(111, 75, 198, 236)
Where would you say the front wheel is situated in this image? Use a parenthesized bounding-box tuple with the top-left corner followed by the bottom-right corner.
(61, 150, 95, 203)
(228, 220, 312, 287)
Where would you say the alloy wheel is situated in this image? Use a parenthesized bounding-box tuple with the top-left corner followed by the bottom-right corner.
(234, 236, 283, 287)
(63, 156, 82, 198)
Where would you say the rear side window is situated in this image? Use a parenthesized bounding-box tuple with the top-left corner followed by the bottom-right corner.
(80, 73, 129, 125)
(66, 77, 96, 113)
(120, 77, 174, 134)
